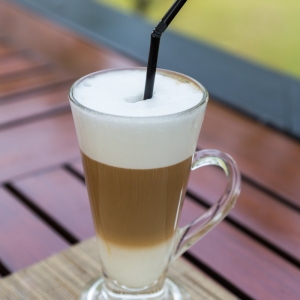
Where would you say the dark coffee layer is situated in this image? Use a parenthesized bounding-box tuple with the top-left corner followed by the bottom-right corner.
(81, 152, 192, 248)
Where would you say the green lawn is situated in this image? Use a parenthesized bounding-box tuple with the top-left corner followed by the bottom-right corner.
(97, 0, 300, 79)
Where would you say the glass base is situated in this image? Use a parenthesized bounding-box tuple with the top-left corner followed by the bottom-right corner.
(79, 277, 190, 300)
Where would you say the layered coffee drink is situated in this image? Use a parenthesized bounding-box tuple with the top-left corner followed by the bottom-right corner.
(70, 69, 207, 288)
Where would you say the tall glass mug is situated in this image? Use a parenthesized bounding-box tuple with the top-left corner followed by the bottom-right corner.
(69, 68, 241, 300)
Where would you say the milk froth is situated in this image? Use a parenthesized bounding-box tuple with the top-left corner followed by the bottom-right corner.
(70, 69, 207, 169)
(73, 69, 203, 117)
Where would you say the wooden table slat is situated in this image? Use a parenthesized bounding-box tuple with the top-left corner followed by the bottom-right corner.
(0, 86, 70, 127)
(0, 113, 79, 183)
(0, 67, 73, 99)
(200, 100, 300, 207)
(0, 188, 68, 272)
(13, 168, 94, 241)
(0, 51, 46, 77)
(181, 198, 300, 300)
(188, 166, 300, 261)
(0, 2, 139, 77)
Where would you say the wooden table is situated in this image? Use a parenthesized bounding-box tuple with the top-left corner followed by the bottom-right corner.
(0, 2, 299, 299)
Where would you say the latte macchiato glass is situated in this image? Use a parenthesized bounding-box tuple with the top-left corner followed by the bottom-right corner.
(69, 68, 241, 300)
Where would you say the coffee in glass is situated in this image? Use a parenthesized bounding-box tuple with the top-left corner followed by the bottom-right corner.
(69, 68, 240, 300)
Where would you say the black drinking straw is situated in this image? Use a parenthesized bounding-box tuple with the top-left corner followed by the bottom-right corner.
(143, 0, 188, 100)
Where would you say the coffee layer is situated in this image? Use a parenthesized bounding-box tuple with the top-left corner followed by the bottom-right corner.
(82, 152, 192, 248)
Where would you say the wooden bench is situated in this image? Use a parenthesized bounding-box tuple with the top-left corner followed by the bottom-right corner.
(0, 2, 299, 299)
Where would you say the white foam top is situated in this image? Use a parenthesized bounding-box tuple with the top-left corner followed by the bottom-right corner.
(70, 69, 207, 169)
(73, 69, 203, 117)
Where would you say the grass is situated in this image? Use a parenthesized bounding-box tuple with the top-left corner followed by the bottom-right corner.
(96, 0, 300, 79)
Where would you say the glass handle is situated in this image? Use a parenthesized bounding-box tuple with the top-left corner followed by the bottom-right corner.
(172, 149, 241, 261)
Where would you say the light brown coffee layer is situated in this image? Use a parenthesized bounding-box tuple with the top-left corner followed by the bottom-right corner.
(81, 152, 192, 248)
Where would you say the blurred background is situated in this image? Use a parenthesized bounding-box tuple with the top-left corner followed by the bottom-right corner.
(1, 0, 299, 136)
(98, 0, 300, 80)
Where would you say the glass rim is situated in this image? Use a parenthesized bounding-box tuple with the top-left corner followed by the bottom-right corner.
(69, 67, 209, 119)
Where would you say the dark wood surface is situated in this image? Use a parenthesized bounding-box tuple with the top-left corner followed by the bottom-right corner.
(0, 2, 299, 300)
(0, 188, 68, 272)
(200, 101, 300, 207)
